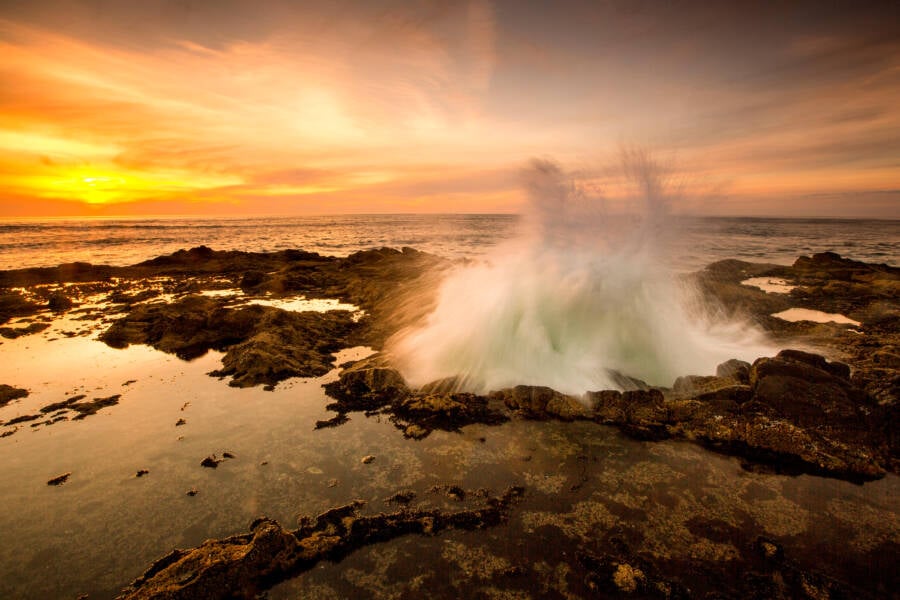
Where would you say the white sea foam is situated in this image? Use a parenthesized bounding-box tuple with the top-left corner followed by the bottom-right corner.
(390, 155, 774, 394)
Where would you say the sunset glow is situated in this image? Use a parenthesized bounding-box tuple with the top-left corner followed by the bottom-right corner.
(0, 1, 898, 217)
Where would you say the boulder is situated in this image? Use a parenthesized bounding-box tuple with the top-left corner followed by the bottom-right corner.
(322, 354, 409, 409)
(716, 358, 751, 383)
(748, 351, 866, 430)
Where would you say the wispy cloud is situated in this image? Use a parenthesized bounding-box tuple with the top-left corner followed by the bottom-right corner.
(0, 1, 898, 216)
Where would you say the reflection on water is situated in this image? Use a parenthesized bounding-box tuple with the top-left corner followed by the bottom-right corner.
(0, 305, 897, 599)
(740, 277, 796, 294)
(773, 307, 861, 326)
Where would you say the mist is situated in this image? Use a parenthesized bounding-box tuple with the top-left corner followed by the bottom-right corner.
(389, 153, 774, 395)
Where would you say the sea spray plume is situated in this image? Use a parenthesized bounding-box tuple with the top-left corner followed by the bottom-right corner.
(388, 155, 772, 395)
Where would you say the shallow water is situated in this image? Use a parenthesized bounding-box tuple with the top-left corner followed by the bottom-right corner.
(0, 299, 898, 598)
(773, 307, 861, 326)
(740, 277, 796, 294)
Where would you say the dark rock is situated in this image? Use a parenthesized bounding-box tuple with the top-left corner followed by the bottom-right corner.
(323, 354, 409, 410)
(392, 392, 507, 435)
(102, 296, 355, 387)
(239, 270, 266, 289)
(694, 384, 752, 405)
(47, 291, 74, 312)
(314, 413, 348, 429)
(775, 348, 851, 379)
(175, 418, 186, 426)
(117, 486, 524, 600)
(715, 358, 751, 383)
(136, 470, 149, 477)
(748, 353, 866, 429)
(585, 389, 625, 423)
(385, 490, 416, 504)
(186, 489, 198, 497)
(604, 370, 650, 391)
(618, 389, 670, 440)
(5, 413, 40, 425)
(70, 395, 121, 420)
(0, 292, 41, 324)
(490, 385, 591, 420)
(418, 376, 466, 394)
(0, 384, 28, 407)
(47, 472, 71, 486)
(107, 289, 160, 304)
(40, 395, 86, 413)
(200, 456, 222, 468)
(0, 322, 50, 338)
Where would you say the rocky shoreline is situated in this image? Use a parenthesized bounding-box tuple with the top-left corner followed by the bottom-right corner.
(0, 247, 897, 598)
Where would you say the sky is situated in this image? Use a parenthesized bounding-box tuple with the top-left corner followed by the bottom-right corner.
(0, 0, 898, 218)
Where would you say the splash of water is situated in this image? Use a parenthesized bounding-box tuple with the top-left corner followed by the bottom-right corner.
(389, 154, 772, 395)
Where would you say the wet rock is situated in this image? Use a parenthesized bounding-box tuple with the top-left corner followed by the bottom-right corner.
(418, 376, 466, 394)
(175, 418, 186, 426)
(604, 370, 651, 391)
(773, 348, 851, 379)
(393, 392, 507, 434)
(748, 350, 865, 429)
(0, 322, 50, 338)
(586, 389, 626, 423)
(102, 296, 355, 387)
(577, 548, 687, 598)
(620, 389, 670, 440)
(239, 270, 266, 290)
(386, 490, 416, 505)
(186, 489, 198, 497)
(582, 348, 888, 479)
(403, 423, 429, 439)
(201, 456, 223, 468)
(490, 385, 591, 421)
(694, 414, 885, 481)
(0, 292, 41, 324)
(70, 395, 121, 420)
(0, 384, 28, 407)
(47, 291, 74, 312)
(117, 487, 524, 600)
(323, 354, 409, 410)
(40, 395, 86, 413)
(323, 355, 508, 437)
(47, 472, 71, 486)
(107, 289, 160, 304)
(430, 484, 467, 501)
(314, 413, 348, 429)
(210, 309, 355, 387)
(5, 413, 41, 425)
(360, 454, 375, 464)
(135, 470, 149, 477)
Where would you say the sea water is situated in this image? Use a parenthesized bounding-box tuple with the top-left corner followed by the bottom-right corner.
(0, 213, 897, 271)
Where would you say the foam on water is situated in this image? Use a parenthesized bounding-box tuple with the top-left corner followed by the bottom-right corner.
(390, 157, 774, 394)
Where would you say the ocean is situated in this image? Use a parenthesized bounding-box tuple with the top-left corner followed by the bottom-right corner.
(0, 214, 897, 271)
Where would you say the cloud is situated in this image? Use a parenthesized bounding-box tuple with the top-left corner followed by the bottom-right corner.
(0, 1, 898, 217)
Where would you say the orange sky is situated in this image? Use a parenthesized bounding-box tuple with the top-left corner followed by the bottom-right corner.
(1, 1, 898, 218)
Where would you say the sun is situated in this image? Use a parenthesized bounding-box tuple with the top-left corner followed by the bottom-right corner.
(17, 165, 243, 206)
(73, 175, 129, 204)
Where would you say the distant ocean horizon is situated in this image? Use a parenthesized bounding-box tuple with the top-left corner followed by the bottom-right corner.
(0, 214, 897, 272)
